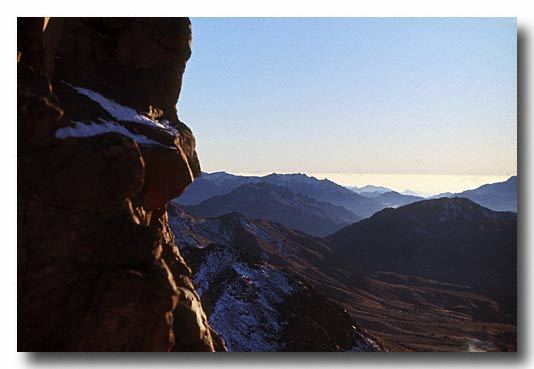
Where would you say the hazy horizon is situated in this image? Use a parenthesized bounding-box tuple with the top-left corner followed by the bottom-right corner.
(204, 170, 511, 196)
(179, 18, 517, 194)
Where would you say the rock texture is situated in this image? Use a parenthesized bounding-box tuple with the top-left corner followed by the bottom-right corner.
(18, 17, 222, 351)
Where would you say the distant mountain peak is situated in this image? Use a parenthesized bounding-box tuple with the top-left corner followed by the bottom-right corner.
(401, 189, 421, 197)
(386, 196, 482, 213)
(431, 176, 517, 212)
(368, 197, 515, 226)
(350, 184, 392, 194)
(264, 172, 318, 182)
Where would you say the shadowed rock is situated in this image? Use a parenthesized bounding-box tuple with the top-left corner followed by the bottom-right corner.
(18, 17, 223, 352)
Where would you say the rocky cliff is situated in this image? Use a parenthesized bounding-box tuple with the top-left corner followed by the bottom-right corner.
(18, 17, 223, 351)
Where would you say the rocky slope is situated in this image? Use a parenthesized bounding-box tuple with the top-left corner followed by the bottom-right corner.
(168, 203, 516, 352)
(168, 204, 382, 352)
(18, 17, 222, 351)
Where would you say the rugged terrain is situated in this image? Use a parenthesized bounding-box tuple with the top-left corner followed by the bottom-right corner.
(186, 182, 361, 236)
(176, 171, 385, 218)
(18, 17, 222, 351)
(169, 199, 517, 352)
(18, 17, 517, 353)
(168, 204, 381, 351)
(177, 171, 427, 235)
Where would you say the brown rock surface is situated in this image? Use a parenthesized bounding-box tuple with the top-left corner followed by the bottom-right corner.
(18, 17, 223, 351)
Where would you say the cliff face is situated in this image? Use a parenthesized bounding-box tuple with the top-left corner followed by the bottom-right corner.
(18, 17, 223, 351)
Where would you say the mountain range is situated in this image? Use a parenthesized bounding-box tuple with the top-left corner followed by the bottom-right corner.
(177, 172, 387, 218)
(18, 16, 517, 353)
(348, 185, 425, 198)
(168, 197, 517, 351)
(433, 176, 517, 212)
(176, 172, 517, 239)
(347, 185, 393, 197)
(175, 172, 428, 228)
(185, 182, 361, 236)
(172, 171, 517, 350)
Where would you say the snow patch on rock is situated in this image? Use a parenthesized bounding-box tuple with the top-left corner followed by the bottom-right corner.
(72, 86, 177, 133)
(55, 120, 162, 145)
(56, 85, 181, 146)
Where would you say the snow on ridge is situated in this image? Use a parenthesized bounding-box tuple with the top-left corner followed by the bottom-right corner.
(168, 209, 379, 352)
(183, 220, 295, 352)
(193, 247, 235, 297)
(55, 120, 164, 146)
(210, 285, 281, 352)
(208, 261, 294, 351)
(173, 207, 297, 352)
(239, 219, 290, 256)
(232, 262, 294, 296)
(72, 86, 177, 133)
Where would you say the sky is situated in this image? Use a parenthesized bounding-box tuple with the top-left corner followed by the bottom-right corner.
(178, 18, 517, 194)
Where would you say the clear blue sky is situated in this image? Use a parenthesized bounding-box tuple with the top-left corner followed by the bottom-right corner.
(178, 18, 517, 180)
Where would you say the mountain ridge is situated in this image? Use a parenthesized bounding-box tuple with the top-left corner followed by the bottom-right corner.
(185, 182, 362, 236)
(168, 203, 382, 352)
(177, 171, 412, 218)
(168, 199, 517, 351)
(328, 197, 517, 305)
(432, 176, 517, 212)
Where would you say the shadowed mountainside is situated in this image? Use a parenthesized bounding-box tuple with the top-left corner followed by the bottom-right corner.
(185, 182, 361, 236)
(168, 198, 517, 351)
(328, 198, 517, 305)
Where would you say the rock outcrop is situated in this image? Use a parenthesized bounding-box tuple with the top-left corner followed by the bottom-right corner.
(18, 17, 222, 351)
